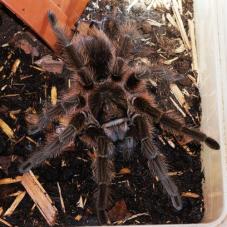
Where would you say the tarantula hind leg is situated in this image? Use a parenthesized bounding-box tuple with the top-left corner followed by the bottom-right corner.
(86, 127, 114, 225)
(19, 112, 86, 173)
(132, 96, 220, 150)
(133, 115, 182, 210)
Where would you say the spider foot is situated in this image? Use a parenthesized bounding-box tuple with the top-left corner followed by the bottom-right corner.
(205, 137, 220, 150)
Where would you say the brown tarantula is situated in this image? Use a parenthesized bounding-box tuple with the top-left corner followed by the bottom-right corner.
(19, 11, 220, 225)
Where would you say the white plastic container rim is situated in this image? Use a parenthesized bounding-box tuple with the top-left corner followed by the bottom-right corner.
(99, 0, 227, 226)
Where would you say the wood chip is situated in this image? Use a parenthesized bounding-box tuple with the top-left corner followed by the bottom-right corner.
(25, 136, 37, 145)
(170, 83, 190, 112)
(174, 39, 185, 53)
(51, 86, 57, 106)
(0, 176, 22, 185)
(21, 171, 58, 226)
(168, 171, 184, 176)
(147, 0, 171, 10)
(76, 196, 87, 209)
(31, 203, 36, 212)
(29, 65, 45, 71)
(118, 168, 131, 175)
(11, 59, 21, 74)
(0, 118, 15, 139)
(4, 191, 26, 216)
(0, 218, 12, 227)
(57, 182, 66, 213)
(146, 19, 162, 27)
(167, 139, 176, 148)
(188, 19, 198, 71)
(163, 56, 179, 65)
(182, 191, 200, 198)
(74, 214, 82, 221)
(172, 0, 191, 50)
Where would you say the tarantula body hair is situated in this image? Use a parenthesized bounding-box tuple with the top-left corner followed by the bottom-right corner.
(19, 11, 220, 225)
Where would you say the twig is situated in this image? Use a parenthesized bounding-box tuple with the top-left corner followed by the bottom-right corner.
(57, 182, 66, 213)
(4, 191, 26, 217)
(21, 171, 58, 226)
(188, 19, 198, 71)
(172, 0, 191, 50)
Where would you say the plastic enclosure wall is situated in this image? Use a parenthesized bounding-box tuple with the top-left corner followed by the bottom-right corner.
(112, 1, 227, 227)
(195, 0, 227, 226)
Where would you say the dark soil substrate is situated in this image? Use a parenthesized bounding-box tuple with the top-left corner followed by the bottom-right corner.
(0, 1, 204, 226)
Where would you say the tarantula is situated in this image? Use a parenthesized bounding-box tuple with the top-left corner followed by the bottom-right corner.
(19, 11, 220, 225)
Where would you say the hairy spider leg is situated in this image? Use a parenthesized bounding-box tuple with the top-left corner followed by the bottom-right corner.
(132, 114, 182, 210)
(111, 57, 125, 81)
(48, 11, 94, 88)
(85, 126, 114, 225)
(19, 112, 87, 173)
(132, 96, 220, 150)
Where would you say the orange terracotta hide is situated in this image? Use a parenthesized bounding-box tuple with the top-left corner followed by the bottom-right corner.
(0, 0, 89, 49)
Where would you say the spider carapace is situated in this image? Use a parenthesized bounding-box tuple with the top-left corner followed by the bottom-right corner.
(19, 11, 220, 225)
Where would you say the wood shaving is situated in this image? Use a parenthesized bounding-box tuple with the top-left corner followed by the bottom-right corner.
(51, 86, 57, 106)
(11, 59, 21, 74)
(4, 191, 26, 217)
(57, 182, 66, 213)
(74, 214, 83, 221)
(118, 168, 131, 175)
(0, 118, 15, 139)
(182, 191, 200, 198)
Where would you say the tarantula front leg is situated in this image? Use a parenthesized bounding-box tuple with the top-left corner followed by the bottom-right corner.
(85, 127, 114, 225)
(132, 114, 182, 210)
(132, 96, 220, 150)
(19, 111, 87, 173)
(28, 94, 85, 134)
(48, 11, 94, 89)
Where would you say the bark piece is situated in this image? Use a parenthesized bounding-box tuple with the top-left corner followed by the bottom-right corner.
(21, 171, 58, 226)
